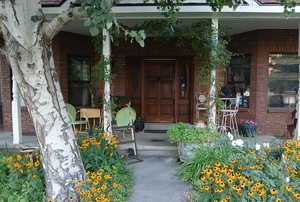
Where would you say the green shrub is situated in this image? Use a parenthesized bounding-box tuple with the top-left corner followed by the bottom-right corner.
(0, 129, 133, 202)
(0, 151, 45, 201)
(167, 123, 221, 143)
(178, 140, 239, 184)
(179, 139, 300, 202)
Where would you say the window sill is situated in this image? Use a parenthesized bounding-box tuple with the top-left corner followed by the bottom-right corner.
(239, 108, 250, 112)
(268, 108, 294, 113)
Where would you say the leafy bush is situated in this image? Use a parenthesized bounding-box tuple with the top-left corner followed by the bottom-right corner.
(167, 123, 221, 143)
(0, 129, 132, 202)
(178, 140, 239, 184)
(181, 138, 300, 202)
(0, 151, 45, 201)
(76, 131, 133, 201)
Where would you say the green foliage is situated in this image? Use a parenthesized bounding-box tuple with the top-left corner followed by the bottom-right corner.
(76, 129, 133, 201)
(281, 0, 297, 16)
(178, 140, 239, 184)
(178, 138, 300, 201)
(0, 151, 45, 201)
(0, 129, 133, 202)
(81, 0, 146, 47)
(167, 123, 221, 143)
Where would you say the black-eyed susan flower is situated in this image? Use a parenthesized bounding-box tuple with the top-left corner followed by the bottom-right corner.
(270, 188, 278, 195)
(248, 191, 254, 197)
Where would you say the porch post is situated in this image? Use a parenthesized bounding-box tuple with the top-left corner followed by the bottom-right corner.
(102, 28, 113, 134)
(12, 75, 22, 144)
(297, 23, 300, 139)
(208, 18, 218, 128)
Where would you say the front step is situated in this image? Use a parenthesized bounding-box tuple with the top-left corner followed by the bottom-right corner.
(118, 144, 177, 157)
(144, 123, 176, 131)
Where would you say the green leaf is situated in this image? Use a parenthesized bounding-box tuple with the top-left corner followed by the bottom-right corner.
(90, 26, 99, 36)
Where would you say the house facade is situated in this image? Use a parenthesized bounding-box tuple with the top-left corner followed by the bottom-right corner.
(1, 0, 300, 137)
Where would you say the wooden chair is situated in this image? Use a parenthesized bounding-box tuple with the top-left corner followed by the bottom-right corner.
(79, 108, 102, 129)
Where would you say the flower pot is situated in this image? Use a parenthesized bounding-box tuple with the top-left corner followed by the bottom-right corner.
(241, 124, 256, 137)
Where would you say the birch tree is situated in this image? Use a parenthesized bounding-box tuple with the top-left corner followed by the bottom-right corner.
(0, 1, 86, 201)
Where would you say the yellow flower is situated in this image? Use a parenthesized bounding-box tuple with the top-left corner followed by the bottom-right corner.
(214, 162, 221, 167)
(101, 183, 107, 190)
(270, 189, 278, 195)
(258, 189, 266, 196)
(200, 176, 206, 181)
(225, 195, 231, 200)
(232, 160, 238, 163)
(200, 185, 209, 191)
(219, 182, 225, 187)
(214, 172, 221, 177)
(34, 161, 40, 167)
(293, 192, 300, 199)
(275, 198, 282, 202)
(220, 200, 227, 202)
(237, 166, 244, 170)
(248, 191, 254, 197)
(215, 188, 223, 193)
(284, 186, 292, 192)
(16, 154, 22, 161)
(104, 174, 112, 180)
(32, 175, 38, 179)
(93, 180, 99, 185)
(251, 186, 257, 191)
(108, 192, 113, 196)
(227, 179, 233, 184)
(113, 183, 121, 189)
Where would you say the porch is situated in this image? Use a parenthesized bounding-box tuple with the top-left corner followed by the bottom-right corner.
(1, 11, 300, 143)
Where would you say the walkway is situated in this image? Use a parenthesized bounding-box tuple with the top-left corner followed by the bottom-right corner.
(128, 156, 188, 202)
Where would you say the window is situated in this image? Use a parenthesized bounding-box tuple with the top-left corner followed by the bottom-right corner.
(268, 54, 299, 108)
(68, 56, 91, 106)
(222, 55, 251, 108)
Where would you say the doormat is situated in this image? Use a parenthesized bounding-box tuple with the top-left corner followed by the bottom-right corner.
(144, 130, 167, 133)
(151, 139, 165, 142)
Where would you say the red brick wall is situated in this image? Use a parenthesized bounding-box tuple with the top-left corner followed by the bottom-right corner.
(0, 32, 94, 134)
(231, 30, 298, 136)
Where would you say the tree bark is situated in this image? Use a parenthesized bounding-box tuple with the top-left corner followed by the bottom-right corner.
(0, 1, 85, 201)
(103, 28, 113, 133)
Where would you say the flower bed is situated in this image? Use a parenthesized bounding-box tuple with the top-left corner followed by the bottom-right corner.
(0, 130, 132, 202)
(179, 136, 300, 202)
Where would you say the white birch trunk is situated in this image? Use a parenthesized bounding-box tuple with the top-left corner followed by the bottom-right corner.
(103, 28, 113, 133)
(208, 18, 218, 128)
(0, 1, 85, 201)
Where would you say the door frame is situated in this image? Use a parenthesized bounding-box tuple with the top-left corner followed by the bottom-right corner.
(140, 57, 194, 123)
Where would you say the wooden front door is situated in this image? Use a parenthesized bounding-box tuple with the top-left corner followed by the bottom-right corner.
(143, 60, 175, 122)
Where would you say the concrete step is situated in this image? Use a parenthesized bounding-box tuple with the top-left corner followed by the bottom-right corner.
(144, 123, 176, 131)
(118, 144, 178, 157)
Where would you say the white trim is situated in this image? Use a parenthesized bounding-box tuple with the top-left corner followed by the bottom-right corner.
(12, 76, 22, 144)
(297, 23, 300, 140)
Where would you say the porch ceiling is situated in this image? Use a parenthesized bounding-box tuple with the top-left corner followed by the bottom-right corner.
(61, 18, 300, 36)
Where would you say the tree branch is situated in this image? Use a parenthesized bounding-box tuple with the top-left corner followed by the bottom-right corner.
(44, 5, 86, 40)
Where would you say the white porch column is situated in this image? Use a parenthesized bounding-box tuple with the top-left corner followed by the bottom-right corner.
(208, 18, 218, 127)
(12, 75, 22, 144)
(296, 23, 300, 139)
(102, 28, 112, 133)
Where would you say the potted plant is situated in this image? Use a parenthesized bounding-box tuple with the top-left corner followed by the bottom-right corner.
(240, 120, 257, 137)
(167, 123, 221, 160)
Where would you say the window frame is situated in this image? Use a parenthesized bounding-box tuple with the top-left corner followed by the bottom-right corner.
(68, 55, 92, 107)
(267, 52, 299, 109)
